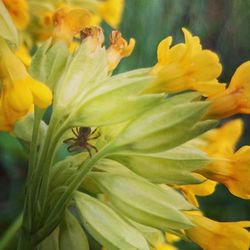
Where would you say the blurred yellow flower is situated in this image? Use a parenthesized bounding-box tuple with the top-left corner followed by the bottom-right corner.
(97, 0, 124, 28)
(185, 213, 250, 250)
(15, 44, 31, 66)
(148, 28, 224, 96)
(0, 38, 52, 131)
(107, 30, 135, 71)
(3, 0, 29, 29)
(207, 61, 250, 118)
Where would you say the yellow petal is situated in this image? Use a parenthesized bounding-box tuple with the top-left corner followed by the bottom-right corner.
(185, 214, 250, 250)
(27, 76, 53, 108)
(157, 36, 172, 63)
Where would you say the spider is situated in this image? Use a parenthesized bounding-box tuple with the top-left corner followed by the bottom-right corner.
(63, 127, 100, 157)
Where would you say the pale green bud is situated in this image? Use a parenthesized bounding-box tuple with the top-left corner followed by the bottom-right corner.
(90, 173, 194, 231)
(75, 191, 150, 250)
(59, 210, 89, 250)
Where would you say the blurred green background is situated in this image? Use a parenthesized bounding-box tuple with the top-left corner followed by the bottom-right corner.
(0, 0, 250, 249)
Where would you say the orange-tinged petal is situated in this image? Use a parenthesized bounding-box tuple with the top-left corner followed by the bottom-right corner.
(185, 214, 250, 250)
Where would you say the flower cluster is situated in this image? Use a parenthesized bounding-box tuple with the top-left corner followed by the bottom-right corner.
(0, 1, 249, 250)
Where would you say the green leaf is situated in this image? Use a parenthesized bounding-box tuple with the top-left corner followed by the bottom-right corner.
(0, 1, 18, 45)
(59, 210, 89, 250)
(91, 173, 193, 231)
(110, 93, 214, 153)
(109, 145, 209, 184)
(75, 192, 149, 250)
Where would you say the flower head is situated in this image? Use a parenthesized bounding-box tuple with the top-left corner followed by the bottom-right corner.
(0, 38, 52, 131)
(107, 31, 135, 71)
(185, 213, 250, 250)
(148, 28, 224, 96)
(3, 0, 29, 29)
(207, 61, 250, 118)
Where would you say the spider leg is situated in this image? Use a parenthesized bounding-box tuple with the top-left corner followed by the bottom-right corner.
(68, 145, 84, 153)
(72, 128, 79, 137)
(86, 143, 98, 153)
(91, 128, 97, 135)
(63, 137, 77, 144)
(85, 145, 92, 157)
(89, 132, 101, 140)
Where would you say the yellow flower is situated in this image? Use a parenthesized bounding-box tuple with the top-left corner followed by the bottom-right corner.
(178, 174, 217, 207)
(185, 213, 250, 250)
(107, 31, 135, 71)
(97, 0, 124, 28)
(3, 0, 29, 29)
(199, 119, 243, 155)
(15, 44, 31, 66)
(0, 38, 52, 131)
(52, 7, 94, 44)
(192, 119, 249, 199)
(207, 61, 250, 118)
(148, 28, 224, 96)
(200, 146, 250, 199)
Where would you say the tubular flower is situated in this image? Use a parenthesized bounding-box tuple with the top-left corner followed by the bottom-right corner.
(185, 213, 250, 250)
(193, 119, 249, 199)
(0, 38, 52, 131)
(198, 119, 243, 155)
(207, 61, 250, 118)
(3, 0, 29, 29)
(52, 7, 94, 44)
(178, 174, 217, 207)
(106, 31, 135, 71)
(199, 145, 250, 199)
(148, 28, 224, 96)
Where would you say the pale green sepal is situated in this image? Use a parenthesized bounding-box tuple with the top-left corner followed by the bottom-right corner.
(91, 173, 193, 231)
(0, 1, 18, 45)
(59, 210, 89, 250)
(37, 228, 59, 250)
(29, 39, 69, 90)
(55, 40, 108, 108)
(126, 219, 166, 248)
(109, 146, 209, 184)
(13, 113, 47, 143)
(75, 192, 150, 250)
(111, 99, 210, 153)
(75, 82, 164, 127)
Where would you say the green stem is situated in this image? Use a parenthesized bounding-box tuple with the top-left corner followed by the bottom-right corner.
(32, 145, 111, 245)
(0, 214, 22, 250)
